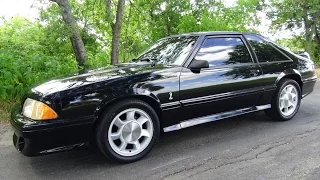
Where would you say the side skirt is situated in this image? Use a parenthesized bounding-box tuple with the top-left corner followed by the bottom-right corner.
(163, 104, 271, 132)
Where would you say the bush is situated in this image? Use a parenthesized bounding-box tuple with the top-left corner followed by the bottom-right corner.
(0, 17, 79, 103)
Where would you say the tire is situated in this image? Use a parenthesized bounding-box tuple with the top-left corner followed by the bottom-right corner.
(265, 79, 301, 121)
(95, 99, 160, 163)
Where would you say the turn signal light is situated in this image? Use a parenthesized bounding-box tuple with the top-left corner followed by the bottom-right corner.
(22, 98, 58, 120)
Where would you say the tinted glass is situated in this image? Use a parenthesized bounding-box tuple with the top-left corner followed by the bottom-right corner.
(138, 36, 199, 65)
(195, 37, 252, 67)
(245, 35, 289, 62)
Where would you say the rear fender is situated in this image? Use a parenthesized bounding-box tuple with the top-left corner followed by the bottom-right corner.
(276, 69, 302, 91)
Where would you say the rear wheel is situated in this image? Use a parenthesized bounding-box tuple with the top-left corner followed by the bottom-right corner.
(265, 79, 301, 121)
(96, 99, 160, 163)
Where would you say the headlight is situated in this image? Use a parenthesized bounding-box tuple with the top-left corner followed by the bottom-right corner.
(22, 98, 58, 120)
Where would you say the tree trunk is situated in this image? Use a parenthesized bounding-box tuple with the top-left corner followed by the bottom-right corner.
(50, 0, 87, 70)
(110, 0, 125, 65)
(302, 5, 313, 55)
(165, 17, 171, 36)
(315, 26, 320, 46)
(313, 10, 320, 46)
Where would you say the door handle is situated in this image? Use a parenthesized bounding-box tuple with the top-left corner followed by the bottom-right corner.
(249, 69, 260, 76)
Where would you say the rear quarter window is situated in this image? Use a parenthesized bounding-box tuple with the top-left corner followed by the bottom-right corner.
(245, 35, 290, 63)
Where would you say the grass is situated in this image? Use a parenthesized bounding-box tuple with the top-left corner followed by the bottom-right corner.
(0, 101, 17, 123)
(0, 108, 10, 123)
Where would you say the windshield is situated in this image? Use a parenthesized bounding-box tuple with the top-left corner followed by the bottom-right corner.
(137, 36, 199, 65)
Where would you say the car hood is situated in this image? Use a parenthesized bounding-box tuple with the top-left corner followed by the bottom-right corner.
(32, 63, 170, 96)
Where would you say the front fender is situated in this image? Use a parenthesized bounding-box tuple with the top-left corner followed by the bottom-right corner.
(94, 87, 162, 118)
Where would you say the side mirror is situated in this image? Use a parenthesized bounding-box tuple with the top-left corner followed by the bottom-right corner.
(189, 59, 209, 73)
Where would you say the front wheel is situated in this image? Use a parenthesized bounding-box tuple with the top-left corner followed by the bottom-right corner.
(96, 99, 160, 163)
(265, 79, 301, 121)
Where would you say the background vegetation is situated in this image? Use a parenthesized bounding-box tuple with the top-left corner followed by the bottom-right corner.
(0, 0, 319, 121)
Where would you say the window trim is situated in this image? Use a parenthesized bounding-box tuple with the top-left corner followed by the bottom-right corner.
(256, 60, 293, 65)
(182, 35, 206, 68)
(184, 35, 256, 69)
(244, 34, 293, 64)
(173, 35, 202, 67)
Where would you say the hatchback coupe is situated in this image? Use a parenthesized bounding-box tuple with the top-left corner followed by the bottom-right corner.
(11, 32, 317, 163)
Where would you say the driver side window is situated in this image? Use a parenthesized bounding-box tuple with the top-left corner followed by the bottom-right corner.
(195, 37, 253, 67)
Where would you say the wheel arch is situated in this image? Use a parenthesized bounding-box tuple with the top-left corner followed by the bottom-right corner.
(94, 93, 163, 131)
(276, 69, 303, 92)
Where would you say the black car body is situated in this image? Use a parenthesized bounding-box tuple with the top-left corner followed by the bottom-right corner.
(11, 32, 317, 162)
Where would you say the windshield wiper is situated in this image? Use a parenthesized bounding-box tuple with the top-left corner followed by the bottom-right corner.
(132, 58, 158, 66)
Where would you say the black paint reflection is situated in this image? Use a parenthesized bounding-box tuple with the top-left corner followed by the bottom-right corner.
(52, 64, 181, 120)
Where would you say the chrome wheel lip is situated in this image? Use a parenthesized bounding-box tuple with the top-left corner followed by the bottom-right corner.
(108, 108, 154, 157)
(279, 84, 298, 117)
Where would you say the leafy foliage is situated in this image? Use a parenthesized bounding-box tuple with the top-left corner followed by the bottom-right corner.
(267, 0, 320, 63)
(0, 17, 77, 101)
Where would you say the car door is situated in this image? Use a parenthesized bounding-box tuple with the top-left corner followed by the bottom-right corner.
(179, 35, 264, 121)
(243, 34, 296, 105)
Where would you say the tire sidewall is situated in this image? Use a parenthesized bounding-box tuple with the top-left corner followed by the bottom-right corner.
(97, 100, 160, 163)
(275, 80, 301, 120)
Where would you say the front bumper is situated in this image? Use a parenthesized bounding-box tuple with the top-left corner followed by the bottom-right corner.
(10, 107, 95, 156)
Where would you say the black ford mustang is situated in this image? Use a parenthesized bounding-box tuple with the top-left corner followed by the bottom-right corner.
(11, 32, 317, 163)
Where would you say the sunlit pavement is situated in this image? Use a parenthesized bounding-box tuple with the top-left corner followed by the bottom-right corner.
(1, 82, 320, 180)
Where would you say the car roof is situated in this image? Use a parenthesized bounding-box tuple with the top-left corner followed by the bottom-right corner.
(165, 31, 261, 38)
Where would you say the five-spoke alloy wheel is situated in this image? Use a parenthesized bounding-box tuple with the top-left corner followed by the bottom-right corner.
(278, 84, 298, 117)
(96, 99, 160, 163)
(108, 108, 154, 157)
(265, 79, 301, 121)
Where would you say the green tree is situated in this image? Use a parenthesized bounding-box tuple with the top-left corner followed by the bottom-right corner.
(0, 17, 77, 101)
(268, 0, 320, 61)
